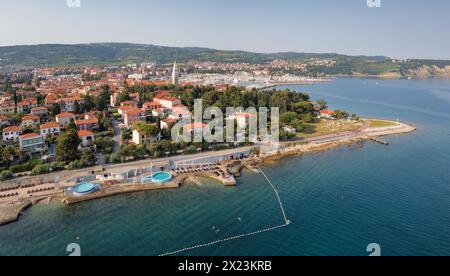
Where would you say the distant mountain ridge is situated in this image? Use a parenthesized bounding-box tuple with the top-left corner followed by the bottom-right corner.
(0, 43, 387, 66)
(0, 43, 449, 78)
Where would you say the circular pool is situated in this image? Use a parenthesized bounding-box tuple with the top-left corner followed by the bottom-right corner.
(72, 183, 98, 196)
(143, 172, 173, 184)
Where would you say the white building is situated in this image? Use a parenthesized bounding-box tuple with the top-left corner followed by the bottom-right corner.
(40, 122, 61, 137)
(132, 129, 161, 145)
(78, 130, 95, 148)
(19, 133, 45, 154)
(2, 126, 22, 142)
(56, 112, 76, 127)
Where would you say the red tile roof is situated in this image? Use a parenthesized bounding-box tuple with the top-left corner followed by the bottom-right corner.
(75, 118, 99, 126)
(321, 110, 336, 115)
(143, 102, 160, 107)
(22, 115, 40, 121)
(20, 133, 41, 140)
(56, 112, 76, 119)
(163, 118, 178, 124)
(3, 126, 21, 132)
(40, 122, 60, 129)
(184, 123, 207, 132)
(32, 106, 48, 112)
(78, 130, 94, 137)
(125, 109, 144, 116)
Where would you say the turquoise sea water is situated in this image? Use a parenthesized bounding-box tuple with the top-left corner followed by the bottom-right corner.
(1, 78, 449, 256)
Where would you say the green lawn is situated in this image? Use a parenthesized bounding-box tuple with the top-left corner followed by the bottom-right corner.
(297, 120, 363, 139)
(369, 119, 397, 128)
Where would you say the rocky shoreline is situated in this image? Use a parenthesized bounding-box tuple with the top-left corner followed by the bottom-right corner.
(0, 121, 416, 226)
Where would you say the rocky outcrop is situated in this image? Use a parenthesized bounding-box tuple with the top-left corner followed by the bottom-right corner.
(404, 65, 450, 78)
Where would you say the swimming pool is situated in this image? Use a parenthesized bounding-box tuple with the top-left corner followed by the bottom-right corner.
(142, 172, 173, 184)
(71, 183, 99, 196)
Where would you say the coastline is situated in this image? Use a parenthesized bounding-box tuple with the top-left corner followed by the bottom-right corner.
(0, 120, 416, 226)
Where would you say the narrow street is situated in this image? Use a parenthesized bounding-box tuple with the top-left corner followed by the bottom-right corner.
(112, 119, 122, 154)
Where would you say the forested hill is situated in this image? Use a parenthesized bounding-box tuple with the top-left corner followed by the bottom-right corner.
(0, 43, 449, 78)
(0, 43, 387, 66)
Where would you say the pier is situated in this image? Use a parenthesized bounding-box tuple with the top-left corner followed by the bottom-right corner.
(369, 137, 389, 146)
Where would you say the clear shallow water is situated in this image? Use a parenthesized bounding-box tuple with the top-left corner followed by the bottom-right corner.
(1, 78, 450, 256)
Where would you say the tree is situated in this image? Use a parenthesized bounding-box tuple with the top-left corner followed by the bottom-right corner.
(116, 90, 130, 105)
(51, 103, 61, 117)
(0, 170, 13, 181)
(95, 85, 111, 111)
(99, 114, 113, 130)
(1, 145, 17, 166)
(68, 119, 77, 131)
(82, 94, 95, 112)
(334, 110, 350, 120)
(293, 101, 314, 114)
(280, 112, 298, 125)
(56, 129, 81, 162)
(73, 101, 82, 114)
(317, 99, 328, 110)
(121, 128, 132, 143)
(95, 137, 114, 154)
(80, 149, 97, 167)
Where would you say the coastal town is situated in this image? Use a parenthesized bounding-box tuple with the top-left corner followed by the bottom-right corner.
(0, 60, 416, 226)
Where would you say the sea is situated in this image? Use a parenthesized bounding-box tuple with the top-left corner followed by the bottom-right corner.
(1, 78, 449, 256)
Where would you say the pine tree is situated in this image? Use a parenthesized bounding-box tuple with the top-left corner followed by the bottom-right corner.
(56, 129, 81, 162)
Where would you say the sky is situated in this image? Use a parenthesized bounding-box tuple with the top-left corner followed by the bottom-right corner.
(0, 0, 449, 59)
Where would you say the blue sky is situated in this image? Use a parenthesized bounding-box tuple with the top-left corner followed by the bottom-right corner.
(0, 0, 449, 59)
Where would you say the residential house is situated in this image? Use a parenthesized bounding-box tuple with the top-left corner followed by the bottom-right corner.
(78, 130, 95, 148)
(132, 128, 161, 145)
(85, 111, 100, 120)
(2, 126, 22, 142)
(152, 108, 166, 118)
(56, 95, 84, 111)
(129, 93, 140, 102)
(19, 133, 45, 154)
(0, 102, 16, 115)
(75, 118, 99, 131)
(31, 106, 49, 117)
(117, 105, 135, 116)
(319, 110, 336, 120)
(56, 112, 76, 127)
(45, 94, 58, 106)
(120, 100, 138, 108)
(161, 118, 178, 130)
(16, 99, 38, 113)
(0, 115, 10, 127)
(153, 94, 181, 109)
(40, 122, 61, 137)
(143, 102, 160, 112)
(124, 109, 144, 128)
(21, 115, 40, 128)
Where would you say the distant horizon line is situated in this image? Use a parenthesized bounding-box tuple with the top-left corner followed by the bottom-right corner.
(0, 41, 447, 62)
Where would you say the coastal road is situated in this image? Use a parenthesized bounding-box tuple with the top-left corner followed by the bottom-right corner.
(0, 146, 255, 188)
(112, 119, 122, 154)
